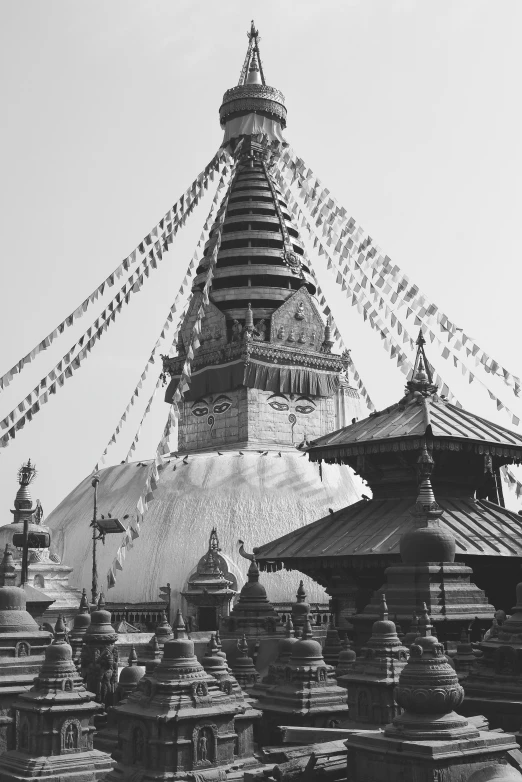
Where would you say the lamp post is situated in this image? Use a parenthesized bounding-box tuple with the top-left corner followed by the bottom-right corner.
(90, 475, 125, 605)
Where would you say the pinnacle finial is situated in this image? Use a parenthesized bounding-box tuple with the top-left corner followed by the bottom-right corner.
(206, 633, 220, 657)
(296, 580, 306, 601)
(418, 603, 433, 637)
(97, 593, 105, 610)
(301, 618, 314, 640)
(285, 616, 295, 638)
(173, 609, 188, 640)
(54, 615, 67, 643)
(380, 593, 389, 621)
(79, 588, 90, 613)
(407, 328, 437, 394)
(128, 645, 138, 666)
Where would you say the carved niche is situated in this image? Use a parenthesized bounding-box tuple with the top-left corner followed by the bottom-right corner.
(179, 292, 227, 355)
(129, 722, 147, 766)
(192, 723, 217, 767)
(15, 641, 30, 657)
(270, 287, 325, 352)
(61, 719, 82, 753)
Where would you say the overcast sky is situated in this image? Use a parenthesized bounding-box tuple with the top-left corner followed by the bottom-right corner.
(0, 0, 521, 526)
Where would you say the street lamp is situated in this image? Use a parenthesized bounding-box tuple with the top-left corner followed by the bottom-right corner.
(90, 476, 125, 605)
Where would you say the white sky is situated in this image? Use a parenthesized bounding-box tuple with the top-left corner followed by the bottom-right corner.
(0, 0, 521, 525)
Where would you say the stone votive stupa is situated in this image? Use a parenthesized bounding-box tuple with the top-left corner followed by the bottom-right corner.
(338, 594, 409, 726)
(0, 615, 113, 781)
(69, 587, 91, 669)
(221, 557, 280, 638)
(346, 610, 521, 781)
(80, 593, 118, 712)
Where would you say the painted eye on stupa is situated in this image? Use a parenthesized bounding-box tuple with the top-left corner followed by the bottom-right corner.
(268, 394, 290, 412)
(191, 401, 209, 417)
(213, 395, 232, 414)
(295, 397, 316, 415)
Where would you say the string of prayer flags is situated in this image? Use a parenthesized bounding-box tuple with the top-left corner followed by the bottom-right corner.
(279, 146, 521, 400)
(106, 146, 243, 590)
(0, 147, 231, 395)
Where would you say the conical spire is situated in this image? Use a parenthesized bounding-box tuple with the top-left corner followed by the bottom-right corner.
(407, 330, 437, 394)
(239, 21, 265, 87)
(54, 614, 67, 643)
(0, 544, 16, 586)
(128, 645, 138, 666)
(173, 609, 188, 640)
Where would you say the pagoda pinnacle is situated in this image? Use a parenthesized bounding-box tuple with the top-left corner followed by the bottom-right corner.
(407, 329, 437, 395)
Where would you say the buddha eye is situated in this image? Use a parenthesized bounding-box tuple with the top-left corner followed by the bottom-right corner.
(295, 404, 315, 415)
(269, 401, 289, 412)
(213, 401, 232, 414)
(191, 405, 209, 417)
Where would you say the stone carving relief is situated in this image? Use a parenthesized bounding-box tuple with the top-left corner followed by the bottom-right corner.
(270, 287, 325, 352)
(179, 294, 227, 355)
(61, 719, 81, 753)
(15, 641, 30, 657)
(193, 724, 217, 767)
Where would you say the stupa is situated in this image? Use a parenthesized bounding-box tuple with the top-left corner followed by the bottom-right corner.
(44, 22, 363, 616)
(291, 580, 311, 631)
(351, 453, 495, 646)
(338, 594, 409, 725)
(138, 609, 173, 673)
(0, 616, 113, 781)
(230, 634, 261, 691)
(255, 331, 522, 625)
(253, 618, 349, 744)
(69, 587, 91, 668)
(0, 581, 51, 753)
(105, 612, 260, 780)
(80, 594, 118, 712)
(221, 556, 280, 637)
(345, 611, 521, 782)
(0, 460, 81, 628)
(460, 577, 522, 733)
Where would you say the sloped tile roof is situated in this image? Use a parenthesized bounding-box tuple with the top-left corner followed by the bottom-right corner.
(254, 497, 522, 564)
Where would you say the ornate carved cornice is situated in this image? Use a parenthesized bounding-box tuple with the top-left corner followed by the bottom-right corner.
(219, 84, 287, 127)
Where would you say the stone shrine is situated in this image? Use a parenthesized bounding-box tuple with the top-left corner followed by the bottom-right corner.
(105, 613, 260, 780)
(181, 527, 237, 632)
(138, 609, 173, 673)
(230, 634, 261, 692)
(253, 618, 349, 744)
(0, 581, 51, 753)
(69, 588, 91, 669)
(0, 616, 113, 781)
(345, 611, 522, 782)
(338, 594, 409, 726)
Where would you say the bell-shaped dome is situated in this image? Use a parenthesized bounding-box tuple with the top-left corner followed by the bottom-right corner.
(72, 589, 91, 631)
(291, 619, 324, 664)
(278, 617, 298, 661)
(119, 646, 144, 686)
(400, 521, 456, 564)
(84, 594, 116, 641)
(0, 586, 39, 633)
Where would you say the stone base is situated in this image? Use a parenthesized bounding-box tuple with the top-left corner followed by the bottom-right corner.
(346, 726, 519, 782)
(0, 749, 114, 781)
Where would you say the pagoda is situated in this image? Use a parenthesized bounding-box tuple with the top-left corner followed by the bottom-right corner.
(345, 612, 522, 782)
(0, 579, 51, 753)
(105, 613, 260, 780)
(0, 460, 81, 629)
(255, 331, 522, 625)
(0, 616, 113, 781)
(44, 21, 362, 616)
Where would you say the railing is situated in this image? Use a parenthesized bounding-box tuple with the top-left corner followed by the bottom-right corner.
(273, 602, 332, 626)
(106, 602, 167, 632)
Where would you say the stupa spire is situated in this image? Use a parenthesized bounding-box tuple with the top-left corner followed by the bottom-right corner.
(407, 329, 437, 395)
(239, 20, 265, 87)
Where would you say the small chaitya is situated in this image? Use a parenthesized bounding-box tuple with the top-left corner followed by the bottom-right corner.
(80, 594, 118, 713)
(345, 611, 521, 781)
(338, 594, 409, 725)
(69, 588, 91, 668)
(0, 575, 51, 753)
(221, 556, 280, 638)
(253, 618, 349, 744)
(106, 612, 260, 780)
(0, 616, 113, 781)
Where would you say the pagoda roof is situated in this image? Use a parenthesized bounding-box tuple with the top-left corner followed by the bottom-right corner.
(307, 395, 522, 462)
(254, 497, 522, 566)
(307, 331, 522, 463)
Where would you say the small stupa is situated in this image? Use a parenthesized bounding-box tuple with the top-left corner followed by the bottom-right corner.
(69, 588, 91, 668)
(253, 618, 349, 744)
(106, 612, 260, 780)
(460, 577, 522, 733)
(0, 460, 81, 628)
(0, 577, 51, 752)
(335, 637, 356, 678)
(0, 615, 113, 781)
(80, 593, 118, 711)
(291, 580, 311, 631)
(138, 609, 173, 673)
(352, 447, 495, 647)
(221, 554, 280, 637)
(230, 634, 261, 691)
(322, 620, 342, 667)
(338, 594, 409, 725)
(346, 610, 521, 781)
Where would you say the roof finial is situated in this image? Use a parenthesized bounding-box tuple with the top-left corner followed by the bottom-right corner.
(173, 608, 188, 640)
(380, 593, 389, 621)
(238, 20, 265, 87)
(407, 329, 437, 395)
